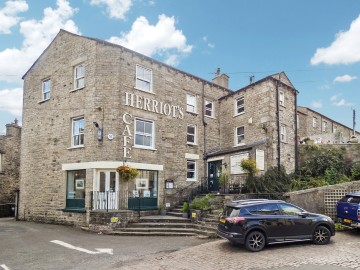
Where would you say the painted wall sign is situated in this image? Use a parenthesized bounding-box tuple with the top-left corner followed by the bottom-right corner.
(122, 112, 133, 159)
(124, 92, 184, 119)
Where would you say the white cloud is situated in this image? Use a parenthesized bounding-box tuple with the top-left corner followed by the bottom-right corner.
(310, 101, 322, 108)
(90, 0, 132, 20)
(330, 94, 354, 107)
(0, 0, 80, 84)
(311, 15, 360, 65)
(0, 0, 28, 34)
(334, 74, 357, 83)
(107, 14, 192, 66)
(0, 88, 23, 115)
(202, 36, 215, 49)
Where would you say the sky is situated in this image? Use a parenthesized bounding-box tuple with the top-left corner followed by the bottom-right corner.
(0, 0, 360, 134)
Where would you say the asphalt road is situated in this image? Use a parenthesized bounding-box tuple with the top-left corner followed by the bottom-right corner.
(0, 218, 213, 270)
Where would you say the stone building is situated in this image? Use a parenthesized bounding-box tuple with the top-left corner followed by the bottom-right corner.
(0, 119, 21, 204)
(297, 106, 358, 144)
(19, 30, 298, 226)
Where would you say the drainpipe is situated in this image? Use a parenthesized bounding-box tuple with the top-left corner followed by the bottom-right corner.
(276, 74, 281, 173)
(294, 90, 299, 174)
(202, 82, 207, 192)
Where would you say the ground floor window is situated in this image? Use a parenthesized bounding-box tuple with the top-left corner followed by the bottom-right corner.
(66, 170, 86, 210)
(187, 160, 196, 181)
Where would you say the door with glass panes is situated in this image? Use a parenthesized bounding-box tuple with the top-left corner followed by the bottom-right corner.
(95, 171, 119, 210)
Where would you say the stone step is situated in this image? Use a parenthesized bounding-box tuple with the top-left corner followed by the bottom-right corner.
(139, 216, 191, 223)
(167, 211, 188, 218)
(130, 222, 196, 228)
(108, 231, 198, 237)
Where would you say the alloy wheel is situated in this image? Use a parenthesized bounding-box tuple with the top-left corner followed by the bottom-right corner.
(313, 226, 330, 245)
(245, 231, 265, 252)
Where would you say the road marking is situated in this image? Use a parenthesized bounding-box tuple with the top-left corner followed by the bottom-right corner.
(0, 264, 11, 270)
(50, 240, 113, 255)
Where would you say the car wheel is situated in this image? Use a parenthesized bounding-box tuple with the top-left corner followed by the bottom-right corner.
(245, 231, 266, 252)
(313, 226, 331, 245)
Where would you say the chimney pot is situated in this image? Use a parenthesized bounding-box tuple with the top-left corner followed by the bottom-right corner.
(216, 68, 220, 76)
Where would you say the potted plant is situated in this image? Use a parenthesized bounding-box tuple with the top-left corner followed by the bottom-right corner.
(182, 202, 189, 218)
(219, 170, 230, 193)
(159, 204, 166, 215)
(116, 165, 139, 182)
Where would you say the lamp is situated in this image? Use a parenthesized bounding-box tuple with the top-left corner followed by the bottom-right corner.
(93, 121, 102, 141)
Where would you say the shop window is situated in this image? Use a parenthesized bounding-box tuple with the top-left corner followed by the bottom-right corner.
(186, 94, 196, 113)
(42, 78, 50, 101)
(74, 64, 85, 89)
(135, 118, 154, 148)
(187, 160, 196, 181)
(66, 170, 86, 210)
(72, 117, 84, 147)
(187, 124, 196, 145)
(136, 65, 152, 92)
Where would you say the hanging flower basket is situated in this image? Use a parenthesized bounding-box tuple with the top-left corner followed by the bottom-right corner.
(116, 165, 139, 182)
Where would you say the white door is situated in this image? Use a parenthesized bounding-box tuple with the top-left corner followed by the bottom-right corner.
(95, 170, 119, 210)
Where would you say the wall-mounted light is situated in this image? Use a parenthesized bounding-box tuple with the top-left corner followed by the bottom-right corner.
(93, 121, 103, 141)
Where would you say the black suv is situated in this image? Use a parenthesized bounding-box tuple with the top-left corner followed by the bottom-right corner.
(217, 199, 335, 252)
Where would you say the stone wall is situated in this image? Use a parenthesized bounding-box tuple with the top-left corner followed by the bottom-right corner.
(0, 122, 21, 204)
(285, 180, 360, 219)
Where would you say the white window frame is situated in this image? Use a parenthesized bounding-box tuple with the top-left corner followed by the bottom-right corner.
(0, 153, 3, 172)
(235, 96, 245, 116)
(134, 118, 155, 149)
(312, 117, 317, 128)
(74, 64, 85, 89)
(323, 121, 328, 132)
(279, 91, 285, 106)
(205, 100, 214, 118)
(186, 160, 196, 181)
(281, 125, 286, 142)
(333, 126, 337, 134)
(42, 79, 50, 101)
(235, 126, 245, 145)
(186, 94, 196, 113)
(136, 65, 152, 93)
(187, 124, 196, 145)
(72, 117, 85, 147)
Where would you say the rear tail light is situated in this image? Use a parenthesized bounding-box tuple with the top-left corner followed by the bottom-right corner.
(226, 217, 246, 223)
(358, 209, 360, 221)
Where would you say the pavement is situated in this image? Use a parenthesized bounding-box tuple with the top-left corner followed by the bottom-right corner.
(118, 229, 360, 270)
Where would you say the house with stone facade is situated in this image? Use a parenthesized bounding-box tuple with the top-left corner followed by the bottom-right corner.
(0, 120, 21, 206)
(19, 30, 298, 226)
(297, 106, 358, 144)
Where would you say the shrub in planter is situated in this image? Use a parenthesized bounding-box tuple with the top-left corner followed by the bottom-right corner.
(182, 202, 189, 218)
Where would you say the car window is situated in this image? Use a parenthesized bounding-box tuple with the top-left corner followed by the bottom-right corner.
(229, 208, 240, 217)
(339, 196, 352, 203)
(244, 205, 259, 215)
(257, 203, 281, 215)
(349, 197, 360, 204)
(278, 203, 303, 216)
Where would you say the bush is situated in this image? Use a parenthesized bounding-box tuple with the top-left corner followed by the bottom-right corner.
(351, 162, 360, 180)
(182, 202, 189, 213)
(189, 194, 222, 210)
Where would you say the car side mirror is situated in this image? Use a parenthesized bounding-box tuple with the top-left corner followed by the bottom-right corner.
(299, 212, 309, 218)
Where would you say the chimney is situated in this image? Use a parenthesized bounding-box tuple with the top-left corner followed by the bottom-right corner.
(212, 67, 229, 89)
(249, 75, 254, 85)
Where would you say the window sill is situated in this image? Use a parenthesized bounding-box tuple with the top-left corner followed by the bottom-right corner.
(233, 112, 245, 117)
(134, 87, 155, 95)
(234, 143, 246, 147)
(67, 145, 85, 150)
(186, 111, 198, 115)
(205, 115, 216, 119)
(70, 87, 84, 93)
(62, 208, 86, 213)
(133, 145, 157, 151)
(38, 98, 50, 104)
(187, 143, 197, 146)
(186, 179, 197, 182)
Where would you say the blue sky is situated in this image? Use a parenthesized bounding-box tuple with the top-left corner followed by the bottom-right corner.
(0, 0, 360, 134)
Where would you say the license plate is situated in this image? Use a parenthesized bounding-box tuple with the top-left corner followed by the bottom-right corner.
(219, 218, 226, 223)
(343, 219, 352, 223)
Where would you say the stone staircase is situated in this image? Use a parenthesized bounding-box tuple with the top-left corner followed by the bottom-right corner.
(111, 206, 220, 238)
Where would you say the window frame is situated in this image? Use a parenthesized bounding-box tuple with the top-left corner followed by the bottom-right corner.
(187, 124, 197, 145)
(323, 121, 328, 132)
(71, 117, 85, 147)
(235, 96, 245, 116)
(135, 64, 153, 93)
(312, 117, 318, 128)
(235, 126, 245, 145)
(42, 78, 51, 101)
(186, 160, 196, 181)
(0, 153, 3, 172)
(280, 125, 286, 142)
(134, 118, 155, 149)
(205, 100, 214, 118)
(279, 91, 285, 106)
(74, 63, 85, 90)
(65, 170, 86, 211)
(333, 126, 337, 134)
(186, 94, 197, 113)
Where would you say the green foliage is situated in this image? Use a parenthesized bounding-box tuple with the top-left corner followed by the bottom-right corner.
(182, 202, 189, 213)
(351, 162, 360, 180)
(189, 194, 222, 210)
(219, 170, 230, 186)
(241, 159, 259, 176)
(245, 166, 292, 193)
